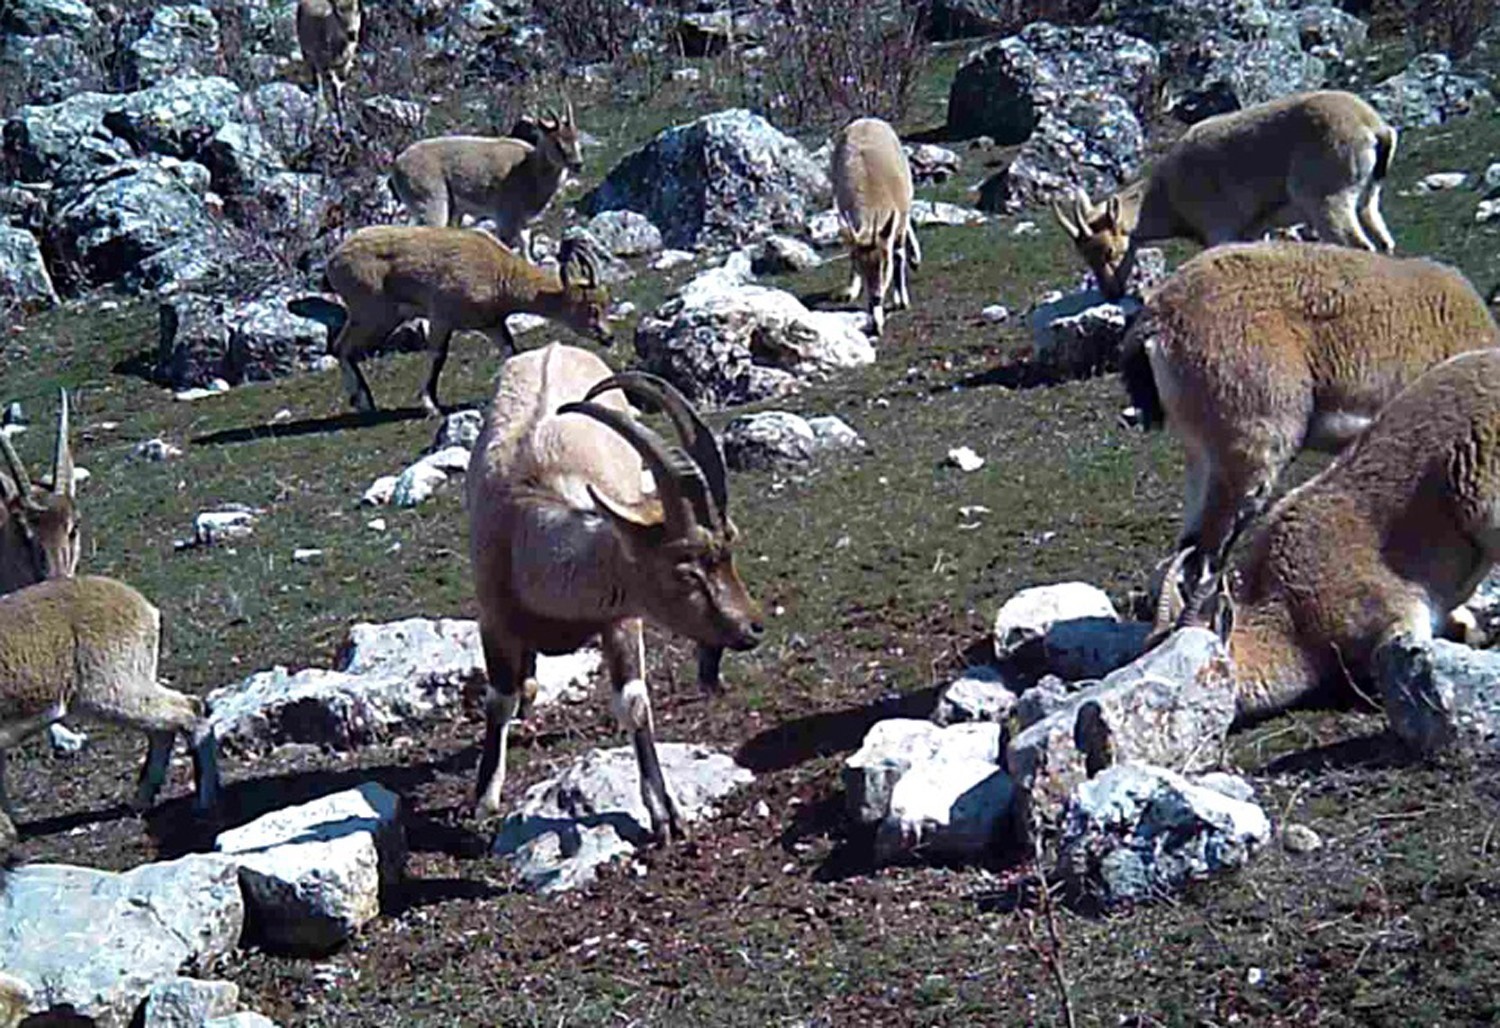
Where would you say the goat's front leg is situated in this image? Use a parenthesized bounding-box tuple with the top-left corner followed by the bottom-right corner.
(475, 622, 536, 816)
(604, 618, 683, 843)
(419, 318, 455, 417)
(696, 643, 725, 695)
(133, 729, 176, 811)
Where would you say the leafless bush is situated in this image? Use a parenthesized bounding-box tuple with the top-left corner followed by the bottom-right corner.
(934, 0, 1099, 36)
(534, 0, 651, 65)
(760, 0, 930, 130)
(1402, 0, 1496, 57)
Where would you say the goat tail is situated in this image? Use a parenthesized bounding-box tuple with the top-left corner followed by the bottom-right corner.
(1372, 123, 1397, 181)
(1119, 316, 1165, 431)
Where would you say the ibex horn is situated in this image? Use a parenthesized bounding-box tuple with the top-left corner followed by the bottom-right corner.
(51, 388, 73, 499)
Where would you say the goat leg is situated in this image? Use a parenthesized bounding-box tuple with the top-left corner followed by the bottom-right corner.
(133, 729, 175, 811)
(606, 619, 683, 844)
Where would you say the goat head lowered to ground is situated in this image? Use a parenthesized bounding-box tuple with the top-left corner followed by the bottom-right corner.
(1121, 241, 1499, 586)
(831, 116, 921, 337)
(0, 576, 220, 852)
(1156, 349, 1500, 735)
(0, 390, 79, 595)
(1055, 90, 1397, 299)
(391, 102, 583, 261)
(299, 229, 611, 416)
(466, 343, 763, 842)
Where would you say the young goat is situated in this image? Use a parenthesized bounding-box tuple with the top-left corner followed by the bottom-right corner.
(1157, 349, 1500, 736)
(0, 391, 78, 596)
(0, 576, 219, 846)
(391, 104, 583, 261)
(1055, 90, 1397, 299)
(466, 344, 764, 842)
(1122, 241, 1498, 583)
(832, 117, 921, 337)
(311, 228, 611, 415)
(296, 0, 361, 131)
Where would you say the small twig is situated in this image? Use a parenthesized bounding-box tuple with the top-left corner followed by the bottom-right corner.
(1020, 832, 1077, 1028)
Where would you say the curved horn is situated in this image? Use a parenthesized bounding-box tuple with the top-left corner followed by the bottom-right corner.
(51, 388, 72, 499)
(557, 237, 576, 289)
(582, 372, 727, 525)
(564, 97, 575, 126)
(1152, 546, 1194, 633)
(557, 399, 709, 535)
(574, 244, 601, 289)
(0, 429, 33, 505)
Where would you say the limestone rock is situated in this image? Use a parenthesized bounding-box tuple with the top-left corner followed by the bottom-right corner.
(141, 977, 239, 1028)
(932, 665, 1019, 726)
(721, 410, 865, 470)
(993, 581, 1118, 664)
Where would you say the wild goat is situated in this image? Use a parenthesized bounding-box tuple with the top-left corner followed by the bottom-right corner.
(296, 0, 361, 130)
(1122, 241, 1498, 583)
(0, 391, 78, 595)
(1054, 90, 1397, 299)
(391, 104, 583, 261)
(832, 117, 921, 337)
(0, 576, 220, 844)
(303, 228, 611, 415)
(1158, 349, 1500, 732)
(466, 343, 764, 842)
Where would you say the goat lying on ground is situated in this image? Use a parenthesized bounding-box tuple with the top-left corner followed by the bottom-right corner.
(296, 0, 361, 131)
(391, 104, 583, 261)
(1157, 349, 1500, 734)
(0, 576, 219, 850)
(296, 230, 611, 415)
(1055, 90, 1397, 299)
(0, 391, 78, 595)
(832, 117, 921, 337)
(466, 343, 764, 841)
(1121, 241, 1498, 582)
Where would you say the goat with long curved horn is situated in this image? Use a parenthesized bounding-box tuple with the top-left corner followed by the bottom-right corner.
(0, 390, 80, 593)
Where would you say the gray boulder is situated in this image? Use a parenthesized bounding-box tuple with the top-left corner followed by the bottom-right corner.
(1373, 636, 1500, 754)
(634, 259, 875, 408)
(249, 82, 320, 156)
(104, 74, 244, 160)
(993, 581, 1119, 665)
(946, 23, 1160, 143)
(979, 87, 1145, 213)
(1368, 53, 1491, 129)
(844, 720, 1003, 824)
(584, 209, 664, 257)
(141, 977, 240, 1028)
(906, 143, 961, 184)
(49, 156, 227, 293)
(205, 1015, 281, 1028)
(1, 0, 99, 36)
(215, 783, 405, 953)
(0, 855, 244, 1028)
(208, 617, 599, 754)
(0, 31, 102, 105)
(1006, 628, 1238, 825)
(583, 109, 829, 249)
(1058, 762, 1270, 904)
(201, 120, 287, 197)
(721, 410, 866, 470)
(749, 234, 823, 276)
(433, 408, 485, 451)
(875, 752, 1014, 864)
(4, 91, 130, 185)
(1014, 675, 1073, 729)
(127, 5, 224, 87)
(494, 744, 752, 893)
(1028, 290, 1144, 376)
(1108, 0, 1326, 123)
(932, 665, 1019, 726)
(1041, 617, 1153, 681)
(156, 285, 328, 388)
(0, 226, 57, 311)
(1294, 5, 1367, 61)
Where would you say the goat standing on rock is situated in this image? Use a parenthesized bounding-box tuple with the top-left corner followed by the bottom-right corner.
(391, 105, 584, 261)
(1160, 349, 1500, 751)
(1, 391, 78, 595)
(1055, 90, 1397, 299)
(832, 117, 921, 337)
(466, 344, 764, 842)
(296, 0, 361, 131)
(0, 576, 220, 853)
(300, 229, 611, 415)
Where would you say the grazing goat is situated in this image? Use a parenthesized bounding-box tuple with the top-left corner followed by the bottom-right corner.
(466, 344, 764, 842)
(0, 576, 220, 843)
(391, 104, 583, 261)
(1122, 241, 1498, 582)
(1158, 349, 1500, 731)
(296, 0, 361, 130)
(312, 228, 611, 415)
(832, 117, 921, 337)
(0, 391, 78, 595)
(1054, 90, 1397, 299)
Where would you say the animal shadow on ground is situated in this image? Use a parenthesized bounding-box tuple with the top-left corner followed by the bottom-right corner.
(192, 406, 436, 446)
(735, 685, 943, 775)
(1256, 730, 1416, 776)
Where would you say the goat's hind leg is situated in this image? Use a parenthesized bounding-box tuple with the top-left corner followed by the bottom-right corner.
(605, 618, 682, 843)
(419, 318, 456, 417)
(475, 621, 536, 816)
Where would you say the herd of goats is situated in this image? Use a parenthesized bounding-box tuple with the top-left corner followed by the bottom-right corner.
(0, 0, 1497, 866)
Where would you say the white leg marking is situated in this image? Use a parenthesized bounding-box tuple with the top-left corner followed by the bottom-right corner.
(613, 679, 653, 734)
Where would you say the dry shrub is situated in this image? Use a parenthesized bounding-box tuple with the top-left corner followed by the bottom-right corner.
(1402, 0, 1496, 57)
(934, 0, 1099, 37)
(534, 0, 651, 65)
(761, 0, 931, 130)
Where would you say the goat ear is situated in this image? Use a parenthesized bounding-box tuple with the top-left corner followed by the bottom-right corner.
(587, 484, 664, 532)
(1052, 202, 1082, 239)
